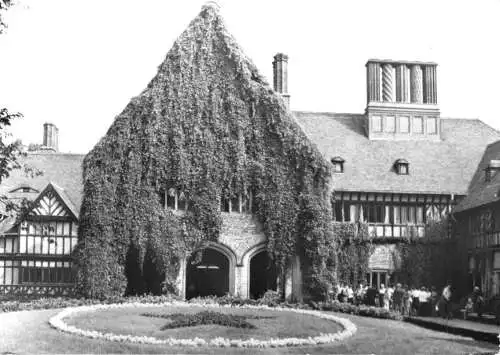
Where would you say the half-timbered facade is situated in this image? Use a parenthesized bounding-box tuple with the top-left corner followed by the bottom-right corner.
(0, 137, 83, 296)
(454, 141, 500, 299)
(293, 59, 500, 288)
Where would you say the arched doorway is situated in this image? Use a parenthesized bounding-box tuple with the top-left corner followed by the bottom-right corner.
(185, 248, 229, 299)
(250, 251, 277, 299)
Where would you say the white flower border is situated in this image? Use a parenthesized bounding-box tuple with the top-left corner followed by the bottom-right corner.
(49, 301, 357, 348)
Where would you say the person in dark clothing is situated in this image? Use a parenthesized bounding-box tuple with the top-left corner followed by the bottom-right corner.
(471, 286, 484, 317)
(366, 286, 378, 306)
(438, 282, 452, 319)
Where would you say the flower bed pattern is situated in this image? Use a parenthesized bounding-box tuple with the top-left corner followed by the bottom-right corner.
(142, 310, 263, 330)
(49, 301, 357, 348)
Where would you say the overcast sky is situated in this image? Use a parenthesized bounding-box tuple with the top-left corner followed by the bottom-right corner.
(0, 0, 499, 153)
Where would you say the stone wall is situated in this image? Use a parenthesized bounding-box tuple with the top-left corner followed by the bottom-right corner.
(218, 213, 266, 264)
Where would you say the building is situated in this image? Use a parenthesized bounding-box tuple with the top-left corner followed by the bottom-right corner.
(293, 59, 500, 288)
(0, 124, 84, 296)
(453, 142, 500, 299)
(1, 3, 500, 299)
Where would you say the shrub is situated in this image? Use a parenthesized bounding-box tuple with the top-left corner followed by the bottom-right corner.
(259, 290, 281, 307)
(0, 294, 180, 313)
(142, 310, 258, 330)
(314, 301, 403, 321)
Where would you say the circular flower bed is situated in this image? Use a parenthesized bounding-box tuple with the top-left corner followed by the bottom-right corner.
(49, 301, 357, 348)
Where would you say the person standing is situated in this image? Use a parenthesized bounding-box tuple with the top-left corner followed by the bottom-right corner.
(378, 284, 386, 308)
(393, 283, 403, 313)
(439, 282, 452, 319)
(387, 284, 395, 310)
(347, 284, 354, 304)
(419, 287, 431, 316)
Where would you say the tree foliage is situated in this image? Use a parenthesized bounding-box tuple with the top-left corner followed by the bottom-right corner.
(75, 5, 335, 299)
(0, 0, 13, 34)
(394, 217, 458, 289)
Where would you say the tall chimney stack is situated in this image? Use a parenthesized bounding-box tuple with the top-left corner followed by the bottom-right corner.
(273, 53, 290, 109)
(43, 123, 59, 152)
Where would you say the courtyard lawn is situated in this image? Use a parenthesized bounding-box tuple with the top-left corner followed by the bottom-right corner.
(65, 305, 343, 341)
(0, 308, 498, 354)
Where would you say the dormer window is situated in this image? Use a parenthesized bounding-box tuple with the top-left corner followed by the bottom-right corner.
(395, 159, 409, 175)
(9, 185, 39, 194)
(485, 160, 500, 182)
(331, 157, 345, 173)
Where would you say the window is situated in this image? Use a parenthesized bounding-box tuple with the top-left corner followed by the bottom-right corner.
(372, 116, 382, 132)
(231, 196, 240, 213)
(399, 116, 409, 133)
(367, 204, 385, 223)
(20, 260, 73, 284)
(384, 116, 395, 133)
(394, 159, 409, 175)
(426, 117, 437, 134)
(413, 117, 423, 134)
(334, 202, 343, 222)
(220, 198, 230, 212)
(165, 188, 187, 211)
(8, 186, 39, 194)
(330, 157, 345, 173)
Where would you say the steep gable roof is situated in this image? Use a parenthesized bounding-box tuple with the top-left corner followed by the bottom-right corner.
(294, 112, 500, 195)
(30, 182, 79, 219)
(0, 152, 84, 211)
(454, 140, 500, 212)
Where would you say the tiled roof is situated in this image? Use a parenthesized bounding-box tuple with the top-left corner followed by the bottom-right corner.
(454, 140, 500, 212)
(0, 152, 84, 212)
(294, 111, 500, 196)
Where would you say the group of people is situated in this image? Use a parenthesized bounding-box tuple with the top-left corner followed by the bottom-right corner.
(332, 282, 451, 317)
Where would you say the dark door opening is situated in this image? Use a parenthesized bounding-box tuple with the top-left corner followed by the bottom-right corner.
(250, 251, 277, 299)
(186, 248, 229, 299)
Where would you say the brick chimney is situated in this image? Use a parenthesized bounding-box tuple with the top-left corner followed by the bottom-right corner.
(273, 53, 290, 108)
(42, 123, 59, 152)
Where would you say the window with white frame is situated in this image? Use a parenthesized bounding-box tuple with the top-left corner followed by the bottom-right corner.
(399, 116, 410, 133)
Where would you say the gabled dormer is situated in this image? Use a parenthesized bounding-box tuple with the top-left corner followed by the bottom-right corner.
(485, 159, 500, 182)
(29, 183, 78, 220)
(365, 59, 440, 141)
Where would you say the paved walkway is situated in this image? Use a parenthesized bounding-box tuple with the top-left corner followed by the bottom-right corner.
(406, 316, 500, 344)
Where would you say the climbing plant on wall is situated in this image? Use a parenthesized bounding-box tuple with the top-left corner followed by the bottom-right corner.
(394, 216, 461, 289)
(75, 4, 336, 299)
(335, 222, 373, 287)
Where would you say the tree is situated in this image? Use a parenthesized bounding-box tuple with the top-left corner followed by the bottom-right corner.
(0, 1, 41, 216)
(0, 0, 14, 34)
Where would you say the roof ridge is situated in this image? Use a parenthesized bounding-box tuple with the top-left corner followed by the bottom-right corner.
(27, 152, 86, 156)
(293, 110, 365, 116)
(486, 139, 500, 149)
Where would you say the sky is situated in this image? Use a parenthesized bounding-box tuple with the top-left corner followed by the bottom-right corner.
(0, 0, 499, 153)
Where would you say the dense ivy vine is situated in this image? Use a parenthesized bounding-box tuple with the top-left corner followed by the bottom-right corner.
(75, 5, 335, 299)
(335, 222, 373, 287)
(394, 217, 461, 289)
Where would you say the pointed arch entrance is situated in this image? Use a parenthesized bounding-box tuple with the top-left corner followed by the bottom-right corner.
(185, 244, 235, 299)
(249, 250, 277, 299)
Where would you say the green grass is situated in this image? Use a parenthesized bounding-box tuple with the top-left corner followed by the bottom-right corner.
(65, 305, 342, 340)
(0, 308, 498, 354)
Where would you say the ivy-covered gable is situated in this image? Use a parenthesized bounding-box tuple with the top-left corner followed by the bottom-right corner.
(76, 4, 335, 298)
